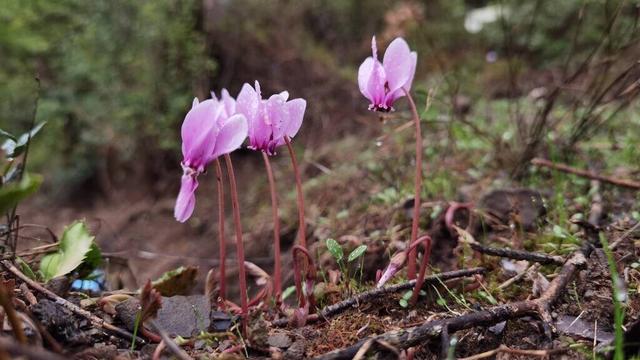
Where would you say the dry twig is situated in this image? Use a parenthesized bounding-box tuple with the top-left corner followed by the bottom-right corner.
(272, 267, 485, 327)
(532, 158, 640, 190)
(1, 260, 143, 344)
(469, 242, 564, 265)
(313, 251, 587, 359)
(458, 344, 568, 360)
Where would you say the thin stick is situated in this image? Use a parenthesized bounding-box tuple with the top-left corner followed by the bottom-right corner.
(223, 154, 248, 335)
(214, 159, 226, 303)
(152, 340, 166, 360)
(148, 319, 193, 360)
(1, 260, 142, 343)
(404, 89, 424, 280)
(0, 281, 26, 343)
(313, 251, 587, 359)
(285, 136, 307, 250)
(531, 157, 640, 190)
(262, 152, 282, 300)
(468, 242, 565, 265)
(458, 345, 566, 360)
(272, 267, 486, 327)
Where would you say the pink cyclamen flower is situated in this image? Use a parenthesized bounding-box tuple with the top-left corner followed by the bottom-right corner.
(358, 36, 417, 112)
(174, 91, 248, 222)
(236, 81, 306, 155)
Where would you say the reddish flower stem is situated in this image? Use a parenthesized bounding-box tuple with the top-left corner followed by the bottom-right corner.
(284, 136, 307, 250)
(408, 235, 432, 306)
(223, 154, 248, 335)
(292, 245, 316, 310)
(214, 159, 226, 306)
(404, 89, 423, 280)
(262, 152, 282, 301)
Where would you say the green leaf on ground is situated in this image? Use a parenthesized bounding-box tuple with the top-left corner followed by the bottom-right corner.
(326, 238, 343, 262)
(40, 221, 96, 281)
(347, 245, 367, 262)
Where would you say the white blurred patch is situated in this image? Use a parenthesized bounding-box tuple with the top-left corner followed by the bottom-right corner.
(464, 5, 507, 34)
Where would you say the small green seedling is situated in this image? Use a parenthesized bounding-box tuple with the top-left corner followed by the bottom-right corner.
(325, 239, 367, 290)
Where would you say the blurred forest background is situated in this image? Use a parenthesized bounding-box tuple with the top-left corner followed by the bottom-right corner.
(1, 0, 639, 285)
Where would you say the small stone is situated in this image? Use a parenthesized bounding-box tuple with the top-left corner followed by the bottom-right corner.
(284, 340, 305, 360)
(268, 333, 292, 349)
(210, 310, 233, 332)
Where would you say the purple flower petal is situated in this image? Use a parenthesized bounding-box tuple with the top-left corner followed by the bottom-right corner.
(358, 57, 374, 101)
(282, 98, 306, 141)
(236, 83, 260, 141)
(382, 37, 414, 94)
(220, 88, 236, 118)
(211, 114, 248, 159)
(181, 99, 220, 166)
(174, 173, 199, 222)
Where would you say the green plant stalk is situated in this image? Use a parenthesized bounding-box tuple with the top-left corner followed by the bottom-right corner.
(599, 233, 625, 360)
(130, 312, 141, 351)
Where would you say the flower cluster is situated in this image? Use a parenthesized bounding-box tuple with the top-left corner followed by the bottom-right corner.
(172, 35, 426, 330)
(174, 83, 306, 222)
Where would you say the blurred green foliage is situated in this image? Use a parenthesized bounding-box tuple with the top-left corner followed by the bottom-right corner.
(1, 0, 210, 192)
(0, 0, 637, 195)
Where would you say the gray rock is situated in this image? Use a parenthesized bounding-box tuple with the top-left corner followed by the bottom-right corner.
(268, 332, 293, 349)
(155, 295, 211, 337)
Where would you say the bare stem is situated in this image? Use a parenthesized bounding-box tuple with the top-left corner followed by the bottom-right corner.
(223, 154, 248, 335)
(214, 159, 226, 305)
(285, 137, 307, 250)
(262, 152, 282, 301)
(404, 89, 423, 280)
(409, 235, 432, 306)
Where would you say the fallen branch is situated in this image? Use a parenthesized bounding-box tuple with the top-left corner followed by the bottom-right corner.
(272, 267, 485, 327)
(458, 344, 568, 360)
(0, 336, 66, 360)
(531, 158, 640, 190)
(313, 251, 587, 359)
(1, 260, 143, 344)
(469, 243, 564, 265)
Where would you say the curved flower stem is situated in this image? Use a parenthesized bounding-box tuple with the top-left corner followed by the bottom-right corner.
(403, 88, 423, 280)
(262, 152, 282, 302)
(408, 235, 432, 306)
(214, 159, 226, 306)
(284, 136, 307, 250)
(292, 245, 317, 311)
(223, 154, 248, 335)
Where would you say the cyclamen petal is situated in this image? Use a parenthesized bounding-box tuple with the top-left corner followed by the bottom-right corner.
(358, 36, 417, 112)
(236, 81, 307, 155)
(282, 98, 306, 142)
(211, 114, 248, 159)
(382, 37, 414, 93)
(175, 173, 199, 222)
(358, 57, 375, 101)
(175, 90, 249, 223)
